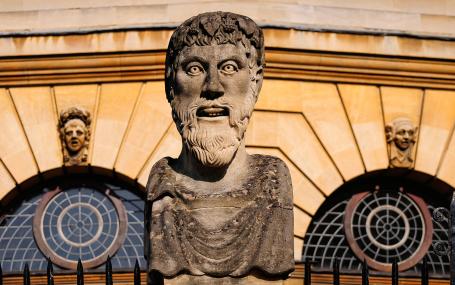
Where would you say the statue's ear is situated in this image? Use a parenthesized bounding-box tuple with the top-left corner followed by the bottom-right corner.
(254, 65, 264, 94)
(247, 47, 263, 96)
(385, 124, 393, 142)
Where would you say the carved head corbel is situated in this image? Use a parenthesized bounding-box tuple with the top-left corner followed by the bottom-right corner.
(58, 107, 91, 166)
(385, 117, 418, 168)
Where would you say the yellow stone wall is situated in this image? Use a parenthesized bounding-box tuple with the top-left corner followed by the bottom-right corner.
(1, 18, 455, 260)
(1, 61, 455, 260)
(2, 0, 455, 38)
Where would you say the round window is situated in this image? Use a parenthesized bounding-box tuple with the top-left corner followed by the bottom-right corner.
(33, 186, 127, 269)
(344, 191, 433, 272)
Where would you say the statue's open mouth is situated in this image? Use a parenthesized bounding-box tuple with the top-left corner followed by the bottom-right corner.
(196, 106, 229, 118)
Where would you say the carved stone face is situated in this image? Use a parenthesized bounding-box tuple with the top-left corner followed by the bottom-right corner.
(64, 119, 87, 154)
(171, 42, 260, 167)
(393, 122, 416, 150)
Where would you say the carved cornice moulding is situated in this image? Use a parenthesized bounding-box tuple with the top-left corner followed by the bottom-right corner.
(0, 52, 166, 86)
(1, 29, 455, 59)
(0, 28, 454, 88)
(1, 49, 454, 89)
(265, 50, 455, 90)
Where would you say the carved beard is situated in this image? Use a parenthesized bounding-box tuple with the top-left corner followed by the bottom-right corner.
(172, 94, 255, 167)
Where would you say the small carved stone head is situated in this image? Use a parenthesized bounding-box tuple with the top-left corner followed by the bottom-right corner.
(385, 117, 418, 168)
(164, 11, 265, 167)
(58, 107, 91, 166)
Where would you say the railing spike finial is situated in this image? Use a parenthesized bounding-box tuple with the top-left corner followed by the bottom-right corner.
(47, 257, 54, 285)
(23, 263, 30, 285)
(333, 258, 340, 285)
(392, 258, 399, 285)
(77, 258, 84, 285)
(134, 259, 141, 285)
(106, 255, 113, 285)
(304, 259, 312, 285)
(0, 262, 3, 285)
(362, 259, 369, 285)
(421, 256, 428, 285)
(450, 192, 455, 285)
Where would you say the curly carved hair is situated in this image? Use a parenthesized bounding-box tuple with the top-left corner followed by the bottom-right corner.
(58, 107, 91, 142)
(165, 11, 265, 103)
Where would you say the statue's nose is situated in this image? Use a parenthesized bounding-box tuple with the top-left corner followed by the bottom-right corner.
(202, 67, 224, 100)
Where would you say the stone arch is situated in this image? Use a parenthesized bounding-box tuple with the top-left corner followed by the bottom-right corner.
(0, 168, 146, 273)
(301, 169, 453, 275)
(1, 79, 455, 260)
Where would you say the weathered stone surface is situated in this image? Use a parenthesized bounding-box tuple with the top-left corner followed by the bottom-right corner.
(163, 273, 286, 285)
(385, 117, 418, 168)
(58, 106, 91, 166)
(147, 155, 294, 277)
(145, 11, 294, 284)
(3, 1, 455, 38)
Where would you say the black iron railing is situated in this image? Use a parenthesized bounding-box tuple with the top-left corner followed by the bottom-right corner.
(0, 255, 436, 285)
(303, 257, 430, 285)
(0, 257, 141, 285)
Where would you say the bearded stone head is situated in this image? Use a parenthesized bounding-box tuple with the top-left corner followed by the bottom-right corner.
(165, 11, 264, 167)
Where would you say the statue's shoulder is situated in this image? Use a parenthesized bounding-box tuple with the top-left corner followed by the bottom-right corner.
(250, 153, 290, 174)
(150, 156, 173, 174)
(249, 153, 293, 207)
(145, 157, 176, 201)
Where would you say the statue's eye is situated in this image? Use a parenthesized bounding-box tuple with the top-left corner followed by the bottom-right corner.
(186, 64, 203, 76)
(220, 61, 238, 74)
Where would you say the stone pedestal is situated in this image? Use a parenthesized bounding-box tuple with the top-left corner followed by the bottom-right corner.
(163, 274, 286, 285)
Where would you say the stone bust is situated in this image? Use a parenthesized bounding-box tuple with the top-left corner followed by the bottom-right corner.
(58, 107, 91, 166)
(145, 11, 294, 284)
(385, 117, 418, 168)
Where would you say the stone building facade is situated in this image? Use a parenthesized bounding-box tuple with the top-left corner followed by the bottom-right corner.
(0, 1, 455, 284)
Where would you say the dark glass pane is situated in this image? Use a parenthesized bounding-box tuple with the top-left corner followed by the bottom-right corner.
(0, 179, 147, 273)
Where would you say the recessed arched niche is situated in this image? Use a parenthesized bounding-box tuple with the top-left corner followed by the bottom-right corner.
(302, 169, 452, 278)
